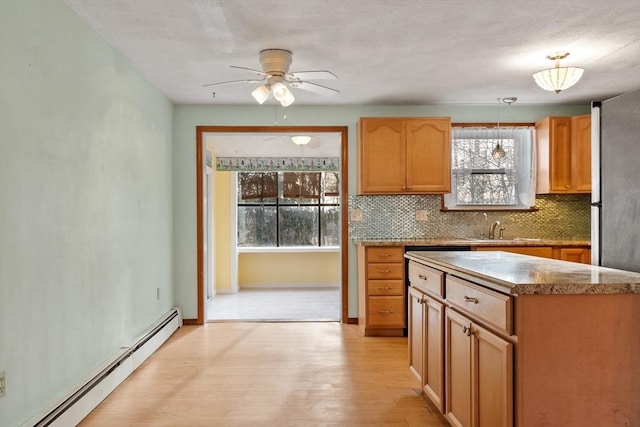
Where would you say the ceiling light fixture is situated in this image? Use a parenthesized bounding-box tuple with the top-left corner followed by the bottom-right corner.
(291, 135, 311, 145)
(533, 52, 584, 93)
(251, 84, 271, 104)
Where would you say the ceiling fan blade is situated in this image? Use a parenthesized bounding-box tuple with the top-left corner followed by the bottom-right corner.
(287, 70, 337, 80)
(202, 78, 264, 88)
(288, 80, 340, 97)
(229, 65, 269, 77)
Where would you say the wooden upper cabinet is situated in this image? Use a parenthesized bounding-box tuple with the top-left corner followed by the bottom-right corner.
(536, 115, 591, 194)
(571, 114, 592, 192)
(358, 117, 451, 194)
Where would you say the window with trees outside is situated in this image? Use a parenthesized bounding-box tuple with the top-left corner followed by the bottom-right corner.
(237, 171, 340, 247)
(443, 126, 536, 210)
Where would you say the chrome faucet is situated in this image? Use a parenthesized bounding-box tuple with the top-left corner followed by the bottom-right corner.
(489, 220, 501, 239)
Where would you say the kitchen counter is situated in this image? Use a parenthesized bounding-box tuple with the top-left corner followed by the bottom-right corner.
(353, 237, 590, 247)
(405, 250, 640, 295)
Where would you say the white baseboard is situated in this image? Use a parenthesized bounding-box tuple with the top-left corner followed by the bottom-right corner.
(25, 307, 182, 427)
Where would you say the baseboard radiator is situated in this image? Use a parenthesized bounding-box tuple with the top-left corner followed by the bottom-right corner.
(27, 306, 183, 427)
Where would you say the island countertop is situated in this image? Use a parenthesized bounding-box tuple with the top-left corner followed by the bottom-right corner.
(405, 250, 640, 295)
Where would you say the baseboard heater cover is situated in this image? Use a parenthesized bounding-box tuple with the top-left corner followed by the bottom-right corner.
(26, 306, 183, 427)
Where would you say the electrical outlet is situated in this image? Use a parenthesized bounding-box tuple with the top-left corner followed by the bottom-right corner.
(415, 210, 429, 221)
(0, 371, 6, 398)
(350, 209, 364, 222)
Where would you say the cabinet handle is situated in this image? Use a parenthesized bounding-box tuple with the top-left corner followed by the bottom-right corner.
(418, 274, 428, 281)
(378, 310, 394, 315)
(376, 253, 392, 258)
(462, 326, 475, 336)
(378, 269, 393, 273)
(565, 184, 571, 188)
(464, 296, 479, 304)
(378, 286, 393, 290)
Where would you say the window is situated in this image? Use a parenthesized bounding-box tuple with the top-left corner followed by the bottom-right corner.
(237, 171, 340, 247)
(443, 126, 536, 210)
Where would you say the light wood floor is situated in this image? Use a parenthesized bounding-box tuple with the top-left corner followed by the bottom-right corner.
(80, 322, 449, 426)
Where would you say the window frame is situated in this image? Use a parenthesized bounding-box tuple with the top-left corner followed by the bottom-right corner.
(236, 171, 341, 248)
(441, 123, 538, 212)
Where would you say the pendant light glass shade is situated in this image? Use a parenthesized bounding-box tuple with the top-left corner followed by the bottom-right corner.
(272, 82, 295, 107)
(533, 52, 584, 93)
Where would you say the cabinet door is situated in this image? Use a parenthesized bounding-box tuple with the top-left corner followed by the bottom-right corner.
(474, 323, 513, 427)
(536, 116, 573, 193)
(406, 118, 451, 193)
(571, 114, 591, 192)
(446, 308, 513, 427)
(424, 295, 445, 413)
(358, 118, 406, 193)
(408, 287, 425, 383)
(559, 247, 591, 264)
(446, 308, 472, 427)
(548, 117, 573, 192)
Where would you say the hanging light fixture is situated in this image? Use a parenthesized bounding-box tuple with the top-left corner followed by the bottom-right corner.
(491, 98, 506, 160)
(291, 135, 311, 145)
(250, 80, 295, 107)
(533, 52, 584, 93)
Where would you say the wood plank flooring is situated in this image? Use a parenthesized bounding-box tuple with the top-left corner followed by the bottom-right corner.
(80, 322, 449, 426)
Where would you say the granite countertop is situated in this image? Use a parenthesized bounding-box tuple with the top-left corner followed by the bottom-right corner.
(405, 251, 640, 295)
(354, 238, 591, 247)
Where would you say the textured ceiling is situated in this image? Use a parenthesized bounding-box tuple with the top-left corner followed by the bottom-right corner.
(64, 0, 640, 107)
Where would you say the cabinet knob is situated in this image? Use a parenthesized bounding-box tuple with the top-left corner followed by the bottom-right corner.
(565, 184, 571, 188)
(463, 326, 475, 336)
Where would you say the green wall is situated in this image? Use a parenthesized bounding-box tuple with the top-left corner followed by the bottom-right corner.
(172, 104, 589, 320)
(0, 2, 174, 425)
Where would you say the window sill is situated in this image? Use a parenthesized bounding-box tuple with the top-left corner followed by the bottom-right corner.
(237, 246, 340, 253)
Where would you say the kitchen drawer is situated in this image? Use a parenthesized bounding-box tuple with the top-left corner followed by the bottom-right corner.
(408, 261, 444, 298)
(367, 262, 404, 280)
(446, 276, 512, 335)
(367, 280, 405, 296)
(367, 246, 404, 263)
(367, 296, 405, 327)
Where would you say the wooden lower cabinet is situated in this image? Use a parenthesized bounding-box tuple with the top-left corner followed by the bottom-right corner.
(408, 286, 445, 412)
(476, 245, 592, 265)
(559, 247, 590, 263)
(445, 308, 513, 427)
(357, 245, 406, 336)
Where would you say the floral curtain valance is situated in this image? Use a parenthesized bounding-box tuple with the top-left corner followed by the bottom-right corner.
(216, 157, 339, 172)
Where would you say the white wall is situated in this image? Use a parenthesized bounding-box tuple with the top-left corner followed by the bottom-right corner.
(0, 2, 174, 426)
(172, 104, 590, 320)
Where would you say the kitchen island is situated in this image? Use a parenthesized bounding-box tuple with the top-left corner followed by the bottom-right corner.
(405, 250, 640, 427)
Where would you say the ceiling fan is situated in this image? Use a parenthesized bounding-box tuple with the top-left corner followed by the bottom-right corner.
(203, 49, 339, 106)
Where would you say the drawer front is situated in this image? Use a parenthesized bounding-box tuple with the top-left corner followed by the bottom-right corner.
(367, 296, 405, 327)
(446, 276, 512, 335)
(367, 246, 404, 263)
(408, 261, 444, 298)
(367, 263, 404, 279)
(367, 279, 405, 296)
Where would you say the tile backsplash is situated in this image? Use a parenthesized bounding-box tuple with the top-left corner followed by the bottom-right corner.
(348, 194, 590, 241)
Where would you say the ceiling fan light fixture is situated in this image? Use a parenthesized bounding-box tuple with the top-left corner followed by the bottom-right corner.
(291, 135, 311, 145)
(272, 81, 295, 106)
(533, 52, 584, 93)
(251, 84, 271, 104)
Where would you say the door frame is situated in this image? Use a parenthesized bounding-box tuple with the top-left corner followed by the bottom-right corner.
(195, 125, 349, 325)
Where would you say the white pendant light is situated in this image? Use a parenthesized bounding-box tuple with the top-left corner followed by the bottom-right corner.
(533, 52, 584, 93)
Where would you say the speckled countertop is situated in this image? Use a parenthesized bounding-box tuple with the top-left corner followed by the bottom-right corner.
(353, 238, 590, 247)
(405, 251, 640, 295)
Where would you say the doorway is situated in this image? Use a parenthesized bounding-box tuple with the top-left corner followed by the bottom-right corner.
(195, 126, 349, 325)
